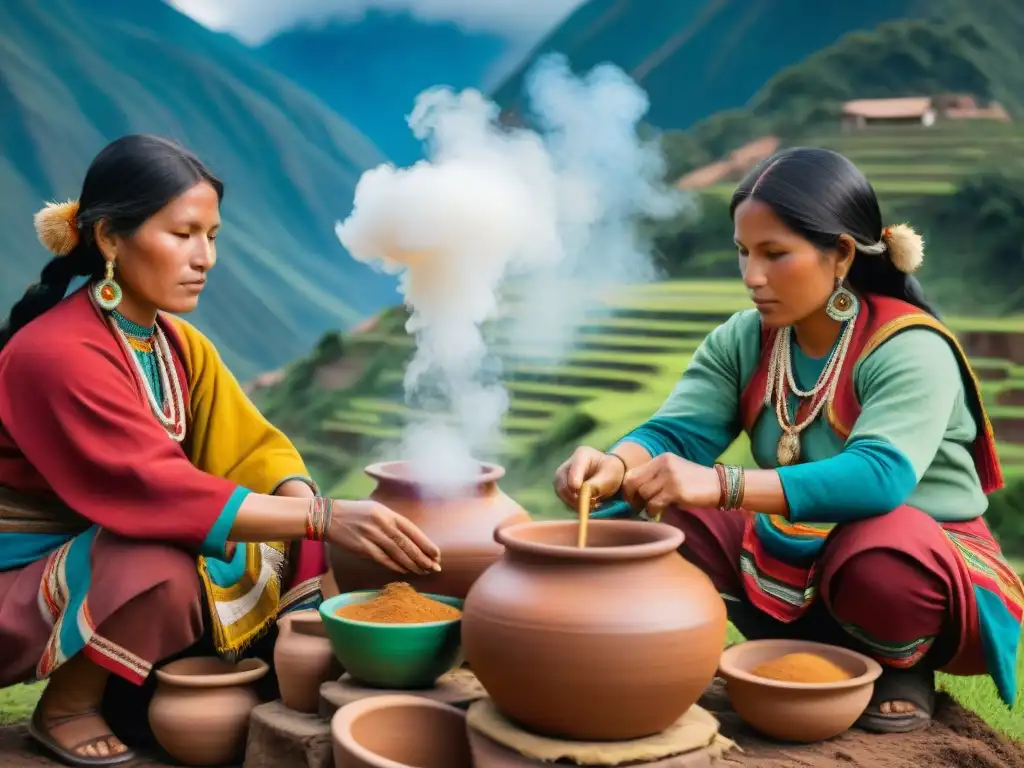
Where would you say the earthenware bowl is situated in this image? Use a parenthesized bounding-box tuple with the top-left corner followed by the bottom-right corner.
(718, 639, 883, 743)
(331, 695, 473, 768)
(319, 591, 463, 689)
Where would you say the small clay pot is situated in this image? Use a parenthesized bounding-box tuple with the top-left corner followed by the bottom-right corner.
(330, 461, 530, 599)
(274, 609, 343, 713)
(718, 639, 883, 742)
(148, 656, 268, 766)
(461, 519, 727, 741)
(331, 694, 473, 768)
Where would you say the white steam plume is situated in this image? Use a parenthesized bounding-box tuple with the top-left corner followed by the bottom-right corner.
(335, 53, 687, 496)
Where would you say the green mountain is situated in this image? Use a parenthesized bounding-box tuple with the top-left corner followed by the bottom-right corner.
(0, 0, 400, 376)
(491, 0, 936, 130)
(659, 7, 1024, 178)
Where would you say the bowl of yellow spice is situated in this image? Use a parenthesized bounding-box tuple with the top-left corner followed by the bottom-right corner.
(718, 639, 883, 743)
(319, 582, 464, 689)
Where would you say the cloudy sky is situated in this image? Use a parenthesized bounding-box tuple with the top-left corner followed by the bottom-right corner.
(167, 0, 588, 44)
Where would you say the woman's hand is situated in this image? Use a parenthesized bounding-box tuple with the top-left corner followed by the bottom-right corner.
(554, 446, 627, 510)
(327, 500, 442, 575)
(621, 454, 720, 519)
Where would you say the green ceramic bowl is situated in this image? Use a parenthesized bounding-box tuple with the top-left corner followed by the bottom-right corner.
(319, 590, 463, 689)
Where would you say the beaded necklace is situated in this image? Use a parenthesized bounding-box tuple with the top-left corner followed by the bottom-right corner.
(108, 310, 187, 442)
(763, 321, 855, 467)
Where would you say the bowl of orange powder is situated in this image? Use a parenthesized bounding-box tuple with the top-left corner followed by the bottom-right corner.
(718, 639, 883, 743)
(319, 582, 464, 689)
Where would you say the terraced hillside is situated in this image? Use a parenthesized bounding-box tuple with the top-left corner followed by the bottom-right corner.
(259, 279, 1024, 522)
(701, 122, 1024, 205)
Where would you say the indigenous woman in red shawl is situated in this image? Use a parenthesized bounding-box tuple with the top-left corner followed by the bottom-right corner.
(555, 147, 1023, 734)
(0, 135, 441, 766)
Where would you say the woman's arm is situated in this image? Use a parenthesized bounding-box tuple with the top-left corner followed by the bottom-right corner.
(557, 311, 760, 512)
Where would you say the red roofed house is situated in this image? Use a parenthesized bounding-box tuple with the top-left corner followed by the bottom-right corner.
(842, 94, 1011, 131)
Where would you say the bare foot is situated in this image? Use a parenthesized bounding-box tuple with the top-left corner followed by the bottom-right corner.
(879, 699, 919, 715)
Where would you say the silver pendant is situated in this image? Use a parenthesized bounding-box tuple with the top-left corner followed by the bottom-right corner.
(776, 432, 800, 466)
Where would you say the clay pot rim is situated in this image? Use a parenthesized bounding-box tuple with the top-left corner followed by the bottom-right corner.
(320, 591, 464, 629)
(154, 657, 269, 688)
(331, 694, 466, 768)
(495, 519, 683, 561)
(365, 460, 505, 486)
(718, 639, 883, 691)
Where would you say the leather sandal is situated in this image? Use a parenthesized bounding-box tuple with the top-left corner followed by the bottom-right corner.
(28, 706, 137, 767)
(854, 667, 935, 734)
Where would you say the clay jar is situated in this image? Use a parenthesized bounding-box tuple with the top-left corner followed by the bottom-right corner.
(148, 657, 268, 766)
(330, 461, 530, 599)
(461, 520, 727, 742)
(274, 609, 343, 713)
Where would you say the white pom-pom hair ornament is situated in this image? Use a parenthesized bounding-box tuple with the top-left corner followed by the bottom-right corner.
(882, 223, 924, 274)
(33, 199, 80, 257)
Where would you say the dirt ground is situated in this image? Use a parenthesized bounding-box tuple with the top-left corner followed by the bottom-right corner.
(1, 679, 1020, 767)
(700, 679, 1024, 768)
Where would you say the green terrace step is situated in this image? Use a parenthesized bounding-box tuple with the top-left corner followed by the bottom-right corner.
(320, 419, 533, 457)
(504, 380, 621, 403)
(504, 362, 652, 384)
(569, 335, 701, 354)
(321, 420, 403, 439)
(347, 396, 569, 418)
(946, 317, 1024, 333)
(374, 362, 647, 391)
(348, 399, 565, 417)
(987, 405, 1024, 419)
(332, 405, 556, 434)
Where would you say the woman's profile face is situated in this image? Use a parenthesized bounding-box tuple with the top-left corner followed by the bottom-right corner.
(733, 198, 839, 328)
(105, 180, 220, 315)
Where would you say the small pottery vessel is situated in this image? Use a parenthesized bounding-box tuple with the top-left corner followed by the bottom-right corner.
(718, 638, 883, 742)
(148, 656, 268, 766)
(274, 609, 343, 713)
(331, 694, 473, 768)
(461, 519, 727, 741)
(330, 461, 530, 599)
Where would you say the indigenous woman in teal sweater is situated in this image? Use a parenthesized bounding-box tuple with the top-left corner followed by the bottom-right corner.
(555, 147, 1023, 733)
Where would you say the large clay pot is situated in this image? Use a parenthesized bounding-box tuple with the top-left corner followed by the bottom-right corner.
(330, 461, 530, 599)
(148, 657, 268, 766)
(461, 519, 727, 742)
(274, 609, 343, 713)
(331, 694, 473, 768)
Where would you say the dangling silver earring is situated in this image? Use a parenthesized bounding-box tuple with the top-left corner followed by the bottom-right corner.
(825, 277, 859, 322)
(93, 259, 122, 311)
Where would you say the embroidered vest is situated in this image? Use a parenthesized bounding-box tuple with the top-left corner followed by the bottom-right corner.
(737, 294, 1003, 494)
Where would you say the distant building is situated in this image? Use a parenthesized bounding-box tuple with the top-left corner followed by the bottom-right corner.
(841, 94, 1011, 131)
(676, 135, 781, 190)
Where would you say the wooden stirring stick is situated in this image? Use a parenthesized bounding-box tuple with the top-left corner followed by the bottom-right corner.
(577, 482, 592, 548)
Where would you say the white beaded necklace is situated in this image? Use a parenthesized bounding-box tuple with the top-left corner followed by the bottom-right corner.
(763, 321, 855, 466)
(109, 317, 187, 442)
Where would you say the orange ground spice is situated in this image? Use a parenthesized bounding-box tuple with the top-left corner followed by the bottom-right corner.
(750, 652, 854, 684)
(336, 582, 462, 624)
